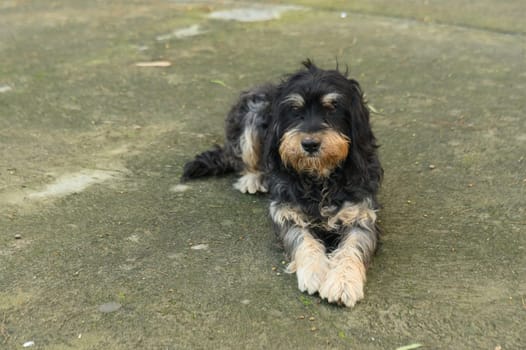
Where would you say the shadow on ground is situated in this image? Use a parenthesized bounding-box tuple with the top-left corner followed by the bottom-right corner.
(1, 1, 525, 349)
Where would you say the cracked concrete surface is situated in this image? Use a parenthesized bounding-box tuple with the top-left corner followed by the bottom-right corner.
(1, 1, 525, 349)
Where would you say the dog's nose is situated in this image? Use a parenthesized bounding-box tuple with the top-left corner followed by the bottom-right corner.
(301, 138, 321, 154)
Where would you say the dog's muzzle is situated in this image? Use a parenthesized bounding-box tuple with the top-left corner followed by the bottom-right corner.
(279, 129, 350, 177)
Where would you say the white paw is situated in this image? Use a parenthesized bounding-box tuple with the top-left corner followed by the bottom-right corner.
(233, 172, 267, 194)
(293, 256, 330, 295)
(319, 267, 365, 307)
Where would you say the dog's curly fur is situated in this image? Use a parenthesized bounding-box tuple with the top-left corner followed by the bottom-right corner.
(182, 60, 383, 307)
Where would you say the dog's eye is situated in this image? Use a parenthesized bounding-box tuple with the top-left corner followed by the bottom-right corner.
(291, 105, 304, 113)
(294, 111, 304, 121)
(290, 106, 303, 118)
(325, 101, 338, 111)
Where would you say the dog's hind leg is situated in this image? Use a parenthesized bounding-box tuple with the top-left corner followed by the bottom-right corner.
(230, 91, 271, 194)
(233, 124, 267, 194)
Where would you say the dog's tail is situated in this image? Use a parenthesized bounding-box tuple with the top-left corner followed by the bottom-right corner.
(181, 145, 235, 181)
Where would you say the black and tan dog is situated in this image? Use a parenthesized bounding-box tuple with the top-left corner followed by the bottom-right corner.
(182, 60, 383, 307)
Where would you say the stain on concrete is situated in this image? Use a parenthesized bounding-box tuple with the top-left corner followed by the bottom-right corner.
(0, 1, 524, 349)
(169, 184, 190, 192)
(156, 24, 207, 41)
(98, 302, 122, 313)
(26, 170, 120, 200)
(208, 5, 305, 22)
(1, 168, 125, 208)
(0, 85, 12, 93)
(190, 244, 209, 250)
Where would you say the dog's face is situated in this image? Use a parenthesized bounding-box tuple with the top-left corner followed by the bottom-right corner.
(269, 61, 372, 178)
(278, 91, 350, 177)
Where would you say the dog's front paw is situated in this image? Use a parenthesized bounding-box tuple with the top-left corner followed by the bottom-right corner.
(292, 255, 330, 295)
(233, 172, 267, 194)
(319, 266, 365, 307)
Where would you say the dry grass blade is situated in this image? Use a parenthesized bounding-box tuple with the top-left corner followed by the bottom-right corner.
(396, 344, 423, 350)
(135, 61, 172, 67)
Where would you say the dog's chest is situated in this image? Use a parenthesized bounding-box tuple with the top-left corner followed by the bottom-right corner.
(297, 185, 352, 245)
(297, 181, 346, 219)
(311, 207, 344, 249)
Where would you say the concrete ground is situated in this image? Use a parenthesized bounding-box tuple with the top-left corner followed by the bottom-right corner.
(1, 1, 525, 349)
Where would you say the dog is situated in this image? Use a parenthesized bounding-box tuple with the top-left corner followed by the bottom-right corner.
(182, 60, 383, 307)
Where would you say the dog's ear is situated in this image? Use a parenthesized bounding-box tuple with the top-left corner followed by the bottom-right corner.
(344, 79, 383, 189)
(263, 110, 283, 172)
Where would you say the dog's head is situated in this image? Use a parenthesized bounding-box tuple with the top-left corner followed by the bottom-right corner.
(266, 60, 379, 183)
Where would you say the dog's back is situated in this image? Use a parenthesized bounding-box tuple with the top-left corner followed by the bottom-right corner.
(181, 85, 274, 193)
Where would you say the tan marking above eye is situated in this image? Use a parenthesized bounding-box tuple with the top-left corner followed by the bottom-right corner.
(321, 93, 342, 109)
(282, 93, 305, 108)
